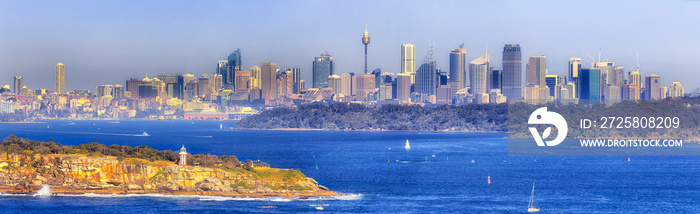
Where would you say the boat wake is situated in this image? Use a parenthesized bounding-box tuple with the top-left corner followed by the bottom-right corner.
(45, 131, 147, 137)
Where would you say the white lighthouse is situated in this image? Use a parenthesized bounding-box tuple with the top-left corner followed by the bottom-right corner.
(179, 145, 187, 166)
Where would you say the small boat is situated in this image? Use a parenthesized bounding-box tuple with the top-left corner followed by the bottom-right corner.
(528, 182, 540, 212)
(142, 132, 149, 136)
(109, 121, 120, 124)
(310, 204, 328, 210)
(405, 139, 410, 150)
(220, 124, 223, 129)
(257, 206, 277, 209)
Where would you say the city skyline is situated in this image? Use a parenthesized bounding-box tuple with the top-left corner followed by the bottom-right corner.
(1, 1, 699, 91)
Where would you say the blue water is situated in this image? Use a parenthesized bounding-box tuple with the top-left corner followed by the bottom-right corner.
(0, 120, 698, 213)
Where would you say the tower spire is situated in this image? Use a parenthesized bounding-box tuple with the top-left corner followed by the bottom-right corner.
(361, 24, 371, 74)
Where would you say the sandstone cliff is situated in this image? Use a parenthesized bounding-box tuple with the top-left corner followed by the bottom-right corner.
(0, 153, 334, 198)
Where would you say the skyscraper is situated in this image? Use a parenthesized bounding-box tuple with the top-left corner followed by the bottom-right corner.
(126, 78, 143, 98)
(645, 74, 660, 100)
(277, 70, 294, 96)
(469, 53, 489, 95)
(235, 71, 251, 91)
(113, 85, 125, 99)
(401, 43, 415, 82)
(669, 82, 684, 98)
(545, 74, 558, 98)
(13, 76, 22, 95)
(198, 74, 210, 97)
(502, 44, 521, 101)
(211, 74, 223, 92)
(396, 73, 411, 103)
(592, 61, 616, 98)
(356, 74, 376, 102)
(328, 74, 342, 95)
(362, 25, 370, 74)
(225, 49, 242, 89)
(287, 68, 301, 94)
(55, 62, 65, 94)
(526, 56, 546, 87)
(490, 70, 502, 90)
(217, 60, 227, 83)
(157, 73, 184, 99)
(261, 62, 278, 99)
(341, 73, 355, 96)
(569, 58, 581, 85)
(415, 47, 437, 98)
(250, 66, 261, 88)
(449, 44, 466, 89)
(580, 68, 601, 103)
(96, 85, 114, 97)
(312, 52, 334, 89)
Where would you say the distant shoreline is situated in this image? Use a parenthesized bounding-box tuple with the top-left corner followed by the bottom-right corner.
(231, 127, 506, 134)
(0, 121, 46, 124)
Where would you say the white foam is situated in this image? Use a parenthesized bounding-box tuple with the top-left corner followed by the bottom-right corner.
(297, 193, 363, 201)
(34, 185, 51, 197)
(0, 192, 363, 201)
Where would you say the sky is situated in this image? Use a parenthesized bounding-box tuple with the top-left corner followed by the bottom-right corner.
(1, 0, 699, 92)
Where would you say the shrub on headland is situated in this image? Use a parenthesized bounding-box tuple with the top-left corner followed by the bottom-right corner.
(0, 135, 241, 169)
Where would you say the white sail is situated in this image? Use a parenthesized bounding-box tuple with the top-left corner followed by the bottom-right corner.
(405, 140, 410, 150)
(528, 182, 539, 212)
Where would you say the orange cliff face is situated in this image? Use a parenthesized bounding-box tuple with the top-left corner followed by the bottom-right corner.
(0, 153, 335, 198)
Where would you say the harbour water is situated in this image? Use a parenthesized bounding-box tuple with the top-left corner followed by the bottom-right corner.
(0, 120, 698, 213)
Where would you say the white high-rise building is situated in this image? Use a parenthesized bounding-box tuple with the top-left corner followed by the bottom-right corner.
(469, 54, 490, 95)
(328, 74, 342, 95)
(341, 73, 355, 97)
(669, 82, 684, 98)
(401, 43, 415, 83)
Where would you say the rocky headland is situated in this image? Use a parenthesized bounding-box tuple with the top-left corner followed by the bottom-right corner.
(0, 136, 335, 198)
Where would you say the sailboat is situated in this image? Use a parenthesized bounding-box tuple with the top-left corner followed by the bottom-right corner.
(405, 139, 410, 150)
(528, 182, 540, 212)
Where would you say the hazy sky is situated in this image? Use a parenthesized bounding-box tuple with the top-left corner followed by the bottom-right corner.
(1, 0, 699, 92)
